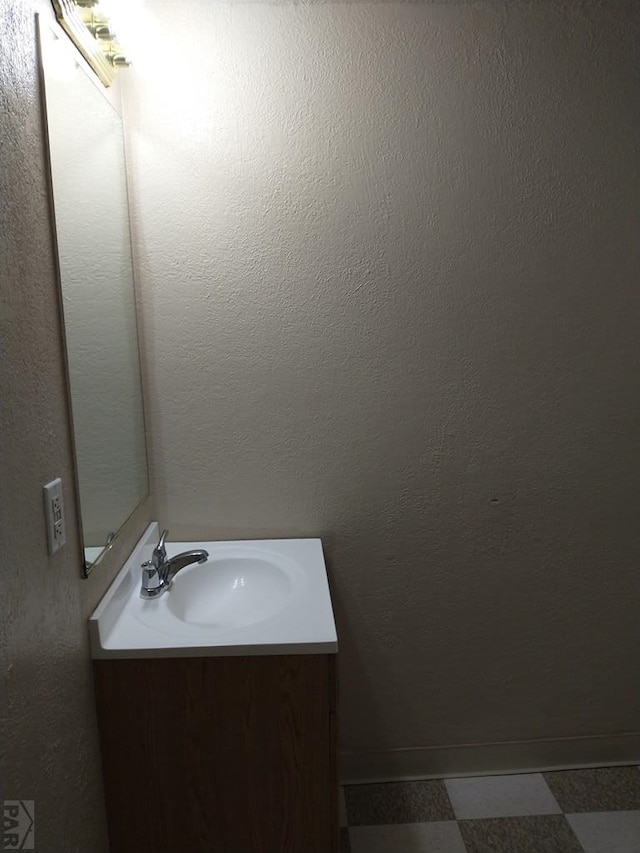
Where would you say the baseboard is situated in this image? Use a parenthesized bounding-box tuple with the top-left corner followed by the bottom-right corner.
(339, 732, 640, 783)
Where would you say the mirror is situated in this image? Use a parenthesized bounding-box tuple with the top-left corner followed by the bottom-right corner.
(38, 20, 149, 575)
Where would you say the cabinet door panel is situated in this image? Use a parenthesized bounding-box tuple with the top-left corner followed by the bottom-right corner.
(94, 654, 337, 853)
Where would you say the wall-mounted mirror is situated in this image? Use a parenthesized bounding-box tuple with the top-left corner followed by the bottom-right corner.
(38, 18, 149, 575)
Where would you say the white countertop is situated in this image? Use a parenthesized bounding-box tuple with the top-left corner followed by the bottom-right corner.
(89, 523, 338, 659)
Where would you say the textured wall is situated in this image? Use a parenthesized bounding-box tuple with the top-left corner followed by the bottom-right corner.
(0, 1, 155, 848)
(124, 0, 640, 771)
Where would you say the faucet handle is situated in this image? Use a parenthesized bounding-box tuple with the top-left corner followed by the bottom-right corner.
(151, 528, 169, 569)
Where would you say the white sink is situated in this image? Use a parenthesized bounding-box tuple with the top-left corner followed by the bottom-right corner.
(166, 553, 292, 629)
(135, 544, 303, 636)
(89, 524, 337, 659)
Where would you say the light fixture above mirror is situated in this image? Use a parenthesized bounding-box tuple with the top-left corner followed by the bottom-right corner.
(51, 0, 130, 87)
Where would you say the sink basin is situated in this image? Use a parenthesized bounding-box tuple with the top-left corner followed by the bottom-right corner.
(167, 555, 293, 629)
(89, 524, 337, 659)
(133, 543, 305, 639)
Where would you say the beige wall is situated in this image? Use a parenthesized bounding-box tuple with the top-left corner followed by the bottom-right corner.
(125, 0, 640, 776)
(0, 1, 155, 847)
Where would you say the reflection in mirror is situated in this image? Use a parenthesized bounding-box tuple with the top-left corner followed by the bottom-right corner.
(38, 20, 149, 575)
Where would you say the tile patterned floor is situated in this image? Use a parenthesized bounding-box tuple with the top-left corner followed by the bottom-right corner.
(340, 765, 640, 852)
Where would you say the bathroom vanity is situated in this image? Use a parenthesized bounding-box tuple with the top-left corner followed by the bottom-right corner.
(90, 525, 339, 853)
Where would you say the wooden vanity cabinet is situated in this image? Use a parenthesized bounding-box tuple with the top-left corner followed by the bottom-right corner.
(93, 653, 338, 853)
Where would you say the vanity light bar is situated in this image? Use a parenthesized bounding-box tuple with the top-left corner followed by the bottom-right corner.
(51, 0, 130, 87)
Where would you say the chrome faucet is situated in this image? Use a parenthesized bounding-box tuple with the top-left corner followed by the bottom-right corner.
(140, 528, 209, 599)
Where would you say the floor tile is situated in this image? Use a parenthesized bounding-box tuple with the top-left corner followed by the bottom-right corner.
(567, 811, 640, 853)
(544, 766, 640, 812)
(445, 773, 561, 820)
(349, 821, 467, 853)
(345, 780, 455, 825)
(339, 786, 348, 827)
(459, 815, 583, 853)
(340, 827, 351, 853)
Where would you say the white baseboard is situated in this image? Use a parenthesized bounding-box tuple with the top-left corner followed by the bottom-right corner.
(339, 732, 640, 783)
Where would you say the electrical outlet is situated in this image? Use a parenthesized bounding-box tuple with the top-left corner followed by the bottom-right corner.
(44, 478, 66, 555)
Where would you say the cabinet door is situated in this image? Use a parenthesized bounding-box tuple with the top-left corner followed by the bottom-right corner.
(94, 654, 338, 853)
